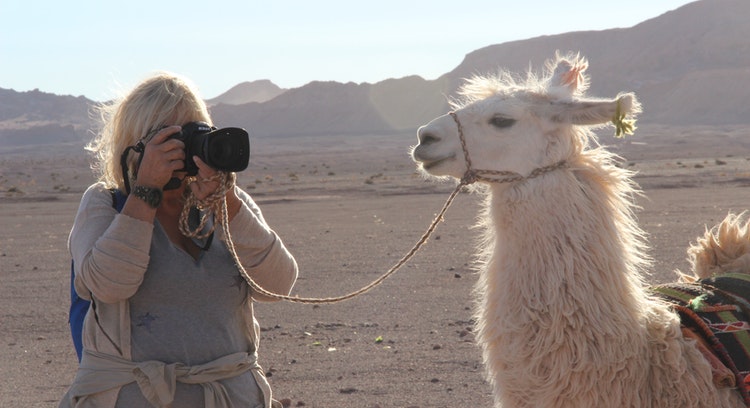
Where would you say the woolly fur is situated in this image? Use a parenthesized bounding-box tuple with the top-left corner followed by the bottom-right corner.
(438, 54, 745, 407)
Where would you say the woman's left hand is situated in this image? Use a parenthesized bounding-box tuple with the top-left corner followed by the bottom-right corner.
(187, 156, 242, 219)
(187, 156, 222, 201)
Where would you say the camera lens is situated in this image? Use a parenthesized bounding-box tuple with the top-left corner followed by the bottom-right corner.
(172, 122, 249, 174)
(203, 128, 249, 172)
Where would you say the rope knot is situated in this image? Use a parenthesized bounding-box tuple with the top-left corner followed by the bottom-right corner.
(460, 171, 478, 186)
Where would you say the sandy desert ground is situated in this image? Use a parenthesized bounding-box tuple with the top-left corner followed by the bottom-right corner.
(2, 124, 750, 407)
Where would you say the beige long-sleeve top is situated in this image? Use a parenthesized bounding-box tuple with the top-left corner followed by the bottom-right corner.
(60, 182, 297, 407)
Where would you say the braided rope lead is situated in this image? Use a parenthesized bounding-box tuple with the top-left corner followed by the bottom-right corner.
(179, 172, 235, 239)
(184, 110, 567, 304)
(221, 178, 467, 304)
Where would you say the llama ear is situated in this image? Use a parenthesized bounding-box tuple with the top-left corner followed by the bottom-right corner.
(547, 55, 589, 98)
(544, 93, 641, 137)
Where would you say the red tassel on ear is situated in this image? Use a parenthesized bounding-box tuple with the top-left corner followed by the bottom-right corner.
(548, 54, 589, 98)
(561, 63, 586, 90)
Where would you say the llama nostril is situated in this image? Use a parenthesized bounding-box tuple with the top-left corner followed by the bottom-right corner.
(419, 131, 440, 145)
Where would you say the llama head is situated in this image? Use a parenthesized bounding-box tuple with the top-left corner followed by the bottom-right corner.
(688, 212, 750, 279)
(411, 53, 641, 182)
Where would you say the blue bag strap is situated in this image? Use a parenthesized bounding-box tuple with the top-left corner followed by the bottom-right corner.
(69, 189, 127, 362)
(69, 261, 86, 361)
(111, 188, 127, 212)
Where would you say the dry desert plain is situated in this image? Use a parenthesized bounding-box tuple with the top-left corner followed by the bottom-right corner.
(2, 124, 750, 407)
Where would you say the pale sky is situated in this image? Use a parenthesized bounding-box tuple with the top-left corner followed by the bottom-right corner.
(2, 0, 695, 101)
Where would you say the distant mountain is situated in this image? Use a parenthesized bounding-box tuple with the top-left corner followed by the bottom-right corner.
(209, 0, 750, 136)
(206, 80, 286, 106)
(210, 76, 451, 137)
(444, 0, 750, 126)
(0, 88, 94, 147)
(2, 0, 748, 146)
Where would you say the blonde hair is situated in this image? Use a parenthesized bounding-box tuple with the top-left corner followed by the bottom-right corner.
(87, 72, 211, 191)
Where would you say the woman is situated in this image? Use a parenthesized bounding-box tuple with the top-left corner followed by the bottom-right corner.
(59, 72, 297, 408)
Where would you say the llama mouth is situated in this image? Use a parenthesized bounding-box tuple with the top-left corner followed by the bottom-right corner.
(422, 154, 455, 170)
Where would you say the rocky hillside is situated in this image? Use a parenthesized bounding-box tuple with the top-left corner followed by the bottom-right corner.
(0, 88, 93, 147)
(210, 76, 451, 137)
(446, 0, 750, 125)
(2, 0, 747, 146)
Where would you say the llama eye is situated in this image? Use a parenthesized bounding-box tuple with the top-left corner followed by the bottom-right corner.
(489, 116, 516, 129)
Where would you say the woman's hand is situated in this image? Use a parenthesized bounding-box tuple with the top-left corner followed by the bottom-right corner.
(187, 156, 221, 201)
(189, 156, 243, 220)
(134, 126, 185, 188)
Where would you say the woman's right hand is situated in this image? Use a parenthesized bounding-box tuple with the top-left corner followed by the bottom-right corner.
(134, 125, 186, 188)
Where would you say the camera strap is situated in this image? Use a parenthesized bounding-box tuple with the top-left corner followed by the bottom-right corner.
(119, 140, 145, 195)
(120, 140, 215, 253)
(120, 139, 183, 193)
(163, 177, 183, 191)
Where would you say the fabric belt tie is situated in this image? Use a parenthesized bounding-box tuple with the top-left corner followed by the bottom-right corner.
(71, 350, 273, 408)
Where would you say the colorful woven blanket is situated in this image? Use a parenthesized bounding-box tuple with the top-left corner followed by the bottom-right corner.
(652, 273, 750, 406)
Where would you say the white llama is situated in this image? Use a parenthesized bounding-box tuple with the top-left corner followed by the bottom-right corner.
(411, 53, 748, 407)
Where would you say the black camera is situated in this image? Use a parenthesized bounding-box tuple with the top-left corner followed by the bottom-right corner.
(170, 121, 250, 176)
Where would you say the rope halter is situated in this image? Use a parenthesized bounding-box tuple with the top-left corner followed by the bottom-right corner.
(449, 111, 568, 187)
(210, 111, 570, 305)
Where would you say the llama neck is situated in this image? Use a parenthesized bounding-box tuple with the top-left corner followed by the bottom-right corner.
(482, 157, 648, 318)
